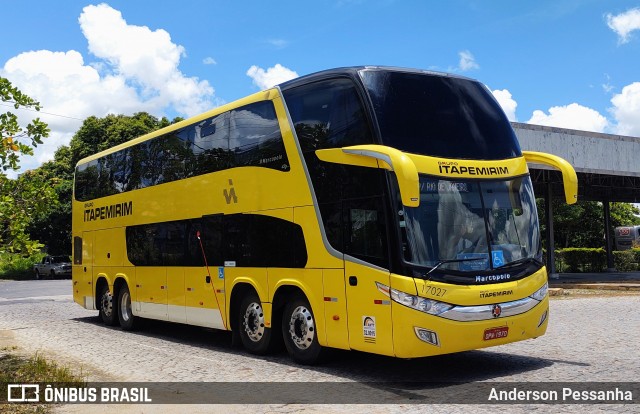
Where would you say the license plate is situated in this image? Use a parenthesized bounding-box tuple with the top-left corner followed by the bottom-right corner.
(484, 326, 509, 341)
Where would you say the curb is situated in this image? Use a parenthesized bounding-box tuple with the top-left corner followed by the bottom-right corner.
(549, 284, 640, 291)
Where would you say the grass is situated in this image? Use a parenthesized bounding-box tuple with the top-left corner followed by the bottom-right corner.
(0, 348, 85, 414)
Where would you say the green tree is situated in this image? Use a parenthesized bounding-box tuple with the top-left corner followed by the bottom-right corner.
(69, 112, 177, 168)
(0, 77, 49, 171)
(0, 171, 57, 255)
(25, 113, 180, 253)
(0, 78, 52, 257)
(538, 199, 640, 249)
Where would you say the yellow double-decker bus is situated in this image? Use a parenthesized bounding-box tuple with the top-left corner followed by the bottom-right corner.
(72, 66, 577, 364)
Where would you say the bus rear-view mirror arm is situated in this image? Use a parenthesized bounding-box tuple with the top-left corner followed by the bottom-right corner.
(316, 145, 420, 207)
(522, 151, 578, 205)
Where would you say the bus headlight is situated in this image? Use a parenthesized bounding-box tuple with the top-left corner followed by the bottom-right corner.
(529, 283, 548, 301)
(376, 282, 453, 316)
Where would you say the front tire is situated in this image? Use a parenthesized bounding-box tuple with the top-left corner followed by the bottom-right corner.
(282, 294, 324, 365)
(98, 284, 117, 326)
(238, 292, 276, 355)
(118, 284, 137, 331)
(34, 270, 40, 280)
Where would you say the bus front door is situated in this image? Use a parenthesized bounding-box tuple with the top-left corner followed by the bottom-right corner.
(345, 260, 394, 356)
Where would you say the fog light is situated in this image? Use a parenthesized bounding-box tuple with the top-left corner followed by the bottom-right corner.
(537, 309, 548, 328)
(414, 327, 440, 346)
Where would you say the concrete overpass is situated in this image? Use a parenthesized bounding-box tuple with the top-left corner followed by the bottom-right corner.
(512, 122, 640, 274)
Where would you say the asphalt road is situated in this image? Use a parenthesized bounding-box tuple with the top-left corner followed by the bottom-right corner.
(0, 279, 638, 413)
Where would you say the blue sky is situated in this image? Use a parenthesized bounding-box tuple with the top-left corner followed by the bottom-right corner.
(2, 0, 640, 174)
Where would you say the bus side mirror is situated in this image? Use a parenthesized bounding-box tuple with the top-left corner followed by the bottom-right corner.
(316, 145, 420, 207)
(522, 151, 578, 205)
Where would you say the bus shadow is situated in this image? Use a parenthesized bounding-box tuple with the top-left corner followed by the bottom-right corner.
(72, 315, 581, 386)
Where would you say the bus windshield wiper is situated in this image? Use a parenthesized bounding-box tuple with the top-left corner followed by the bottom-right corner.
(495, 257, 543, 270)
(424, 257, 486, 280)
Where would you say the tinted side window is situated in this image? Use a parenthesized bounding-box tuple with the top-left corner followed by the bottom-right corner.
(126, 215, 306, 268)
(222, 214, 307, 268)
(73, 236, 82, 265)
(283, 78, 374, 153)
(283, 78, 389, 265)
(344, 197, 388, 268)
(230, 101, 289, 171)
(189, 113, 231, 175)
(74, 101, 288, 202)
(126, 224, 162, 266)
(74, 160, 99, 201)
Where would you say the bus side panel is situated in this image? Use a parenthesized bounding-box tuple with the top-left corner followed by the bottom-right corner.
(74, 232, 95, 309)
(167, 267, 186, 323)
(185, 266, 225, 329)
(135, 267, 168, 320)
(322, 269, 350, 350)
(93, 228, 125, 267)
(268, 269, 327, 345)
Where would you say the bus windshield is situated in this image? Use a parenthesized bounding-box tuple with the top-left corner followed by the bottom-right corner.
(360, 69, 520, 160)
(401, 175, 541, 272)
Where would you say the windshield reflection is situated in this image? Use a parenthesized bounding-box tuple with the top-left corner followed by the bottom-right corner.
(401, 175, 541, 272)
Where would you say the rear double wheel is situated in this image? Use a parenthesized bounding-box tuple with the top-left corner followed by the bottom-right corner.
(98, 284, 117, 326)
(238, 292, 279, 355)
(282, 294, 323, 365)
(118, 284, 137, 331)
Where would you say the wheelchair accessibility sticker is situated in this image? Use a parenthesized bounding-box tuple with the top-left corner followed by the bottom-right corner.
(491, 251, 505, 267)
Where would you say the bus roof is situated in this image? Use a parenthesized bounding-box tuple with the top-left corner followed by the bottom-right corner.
(278, 65, 476, 91)
(75, 66, 476, 168)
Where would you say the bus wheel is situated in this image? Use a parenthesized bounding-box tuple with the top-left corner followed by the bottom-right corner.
(238, 293, 274, 355)
(282, 294, 323, 365)
(98, 285, 117, 326)
(118, 284, 137, 331)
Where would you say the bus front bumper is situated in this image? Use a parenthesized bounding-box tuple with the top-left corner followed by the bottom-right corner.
(392, 296, 549, 358)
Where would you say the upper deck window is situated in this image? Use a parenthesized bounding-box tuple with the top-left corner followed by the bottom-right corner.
(74, 100, 287, 202)
(359, 70, 521, 160)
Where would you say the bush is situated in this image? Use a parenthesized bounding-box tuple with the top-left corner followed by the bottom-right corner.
(556, 248, 606, 273)
(553, 247, 640, 272)
(0, 252, 45, 280)
(613, 250, 638, 272)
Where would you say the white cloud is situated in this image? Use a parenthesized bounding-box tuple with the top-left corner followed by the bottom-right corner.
(203, 57, 217, 65)
(606, 8, 640, 44)
(458, 50, 479, 71)
(266, 38, 289, 49)
(1, 4, 215, 177)
(610, 82, 640, 136)
(246, 64, 298, 90)
(491, 89, 518, 121)
(79, 4, 213, 116)
(527, 103, 609, 132)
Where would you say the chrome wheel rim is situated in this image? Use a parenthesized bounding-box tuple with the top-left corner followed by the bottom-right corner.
(100, 290, 113, 317)
(288, 305, 315, 350)
(243, 302, 265, 342)
(120, 290, 132, 322)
